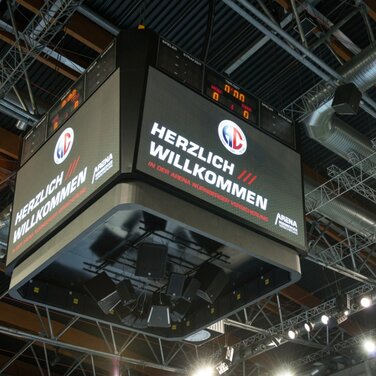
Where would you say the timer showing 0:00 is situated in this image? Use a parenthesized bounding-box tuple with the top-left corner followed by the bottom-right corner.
(204, 68, 258, 125)
(210, 84, 253, 122)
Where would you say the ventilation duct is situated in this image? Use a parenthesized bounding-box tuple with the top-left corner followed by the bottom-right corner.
(305, 42, 376, 163)
(304, 178, 376, 237)
(304, 43, 376, 235)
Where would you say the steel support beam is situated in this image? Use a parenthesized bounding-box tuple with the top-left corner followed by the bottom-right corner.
(0, 0, 83, 99)
(222, 0, 376, 120)
(0, 325, 187, 374)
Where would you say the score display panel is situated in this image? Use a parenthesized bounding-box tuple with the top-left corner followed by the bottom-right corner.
(136, 67, 306, 250)
(204, 68, 259, 126)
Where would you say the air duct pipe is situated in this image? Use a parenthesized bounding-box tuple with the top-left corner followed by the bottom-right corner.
(304, 179, 376, 237)
(305, 42, 376, 162)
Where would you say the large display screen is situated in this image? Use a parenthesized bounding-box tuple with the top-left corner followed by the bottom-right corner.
(137, 68, 305, 250)
(7, 71, 121, 266)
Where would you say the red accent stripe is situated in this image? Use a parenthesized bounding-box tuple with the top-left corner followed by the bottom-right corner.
(247, 175, 257, 185)
(243, 172, 252, 182)
(65, 161, 74, 180)
(237, 170, 247, 179)
(71, 156, 80, 175)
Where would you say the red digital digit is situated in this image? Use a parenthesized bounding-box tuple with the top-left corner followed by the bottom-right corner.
(212, 92, 220, 101)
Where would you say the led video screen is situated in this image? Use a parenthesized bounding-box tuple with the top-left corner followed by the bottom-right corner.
(137, 68, 305, 250)
(7, 71, 121, 266)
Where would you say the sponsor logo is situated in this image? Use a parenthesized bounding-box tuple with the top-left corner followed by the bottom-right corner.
(92, 153, 114, 183)
(275, 213, 298, 235)
(218, 120, 247, 155)
(54, 128, 74, 164)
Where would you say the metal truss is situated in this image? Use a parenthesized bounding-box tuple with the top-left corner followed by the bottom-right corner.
(0, 0, 83, 100)
(0, 302, 188, 375)
(290, 328, 376, 370)
(230, 284, 373, 353)
(308, 225, 376, 283)
(327, 164, 376, 205)
(282, 80, 336, 120)
(0, 284, 374, 375)
(305, 149, 376, 215)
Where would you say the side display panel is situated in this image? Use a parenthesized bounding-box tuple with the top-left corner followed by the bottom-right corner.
(136, 67, 306, 250)
(7, 70, 121, 267)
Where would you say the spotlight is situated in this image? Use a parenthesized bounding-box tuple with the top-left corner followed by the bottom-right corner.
(216, 362, 229, 375)
(360, 296, 372, 308)
(321, 314, 329, 325)
(304, 322, 314, 333)
(287, 329, 298, 340)
(225, 346, 234, 362)
(275, 369, 294, 376)
(192, 365, 215, 376)
(363, 339, 376, 354)
(344, 310, 350, 316)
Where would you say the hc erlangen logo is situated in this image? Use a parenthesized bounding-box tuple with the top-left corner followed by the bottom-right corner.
(54, 127, 74, 165)
(218, 120, 247, 155)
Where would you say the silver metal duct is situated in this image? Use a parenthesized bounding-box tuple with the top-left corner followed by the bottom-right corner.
(304, 43, 376, 235)
(304, 178, 376, 236)
(305, 42, 376, 161)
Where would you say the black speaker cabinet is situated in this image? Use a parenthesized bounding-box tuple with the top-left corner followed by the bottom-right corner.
(135, 244, 168, 279)
(182, 277, 201, 302)
(166, 273, 186, 298)
(195, 263, 228, 304)
(148, 305, 171, 328)
(332, 83, 361, 115)
(171, 298, 191, 322)
(117, 279, 136, 303)
(83, 272, 120, 314)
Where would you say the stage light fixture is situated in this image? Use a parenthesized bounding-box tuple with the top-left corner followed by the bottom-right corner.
(216, 362, 229, 375)
(225, 346, 234, 362)
(275, 369, 294, 376)
(363, 339, 376, 354)
(287, 329, 297, 340)
(192, 365, 215, 376)
(360, 296, 372, 308)
(321, 314, 329, 325)
(304, 322, 314, 332)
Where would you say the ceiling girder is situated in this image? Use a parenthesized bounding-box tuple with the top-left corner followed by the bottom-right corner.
(16, 0, 113, 53)
(0, 128, 21, 160)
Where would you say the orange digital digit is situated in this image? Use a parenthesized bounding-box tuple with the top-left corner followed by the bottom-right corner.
(233, 90, 239, 99)
(212, 92, 220, 101)
(224, 84, 231, 93)
(239, 93, 245, 102)
(243, 110, 250, 119)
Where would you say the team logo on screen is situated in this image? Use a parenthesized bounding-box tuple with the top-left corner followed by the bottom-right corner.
(54, 127, 74, 164)
(218, 120, 247, 155)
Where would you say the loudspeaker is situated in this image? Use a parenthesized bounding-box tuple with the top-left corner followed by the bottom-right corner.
(117, 279, 136, 304)
(166, 273, 186, 298)
(171, 298, 191, 322)
(135, 244, 168, 279)
(332, 83, 361, 115)
(84, 272, 120, 314)
(148, 305, 171, 328)
(116, 304, 134, 324)
(195, 263, 228, 304)
(182, 277, 200, 302)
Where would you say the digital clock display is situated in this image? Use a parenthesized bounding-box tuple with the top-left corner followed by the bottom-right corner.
(47, 78, 84, 137)
(204, 68, 258, 125)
